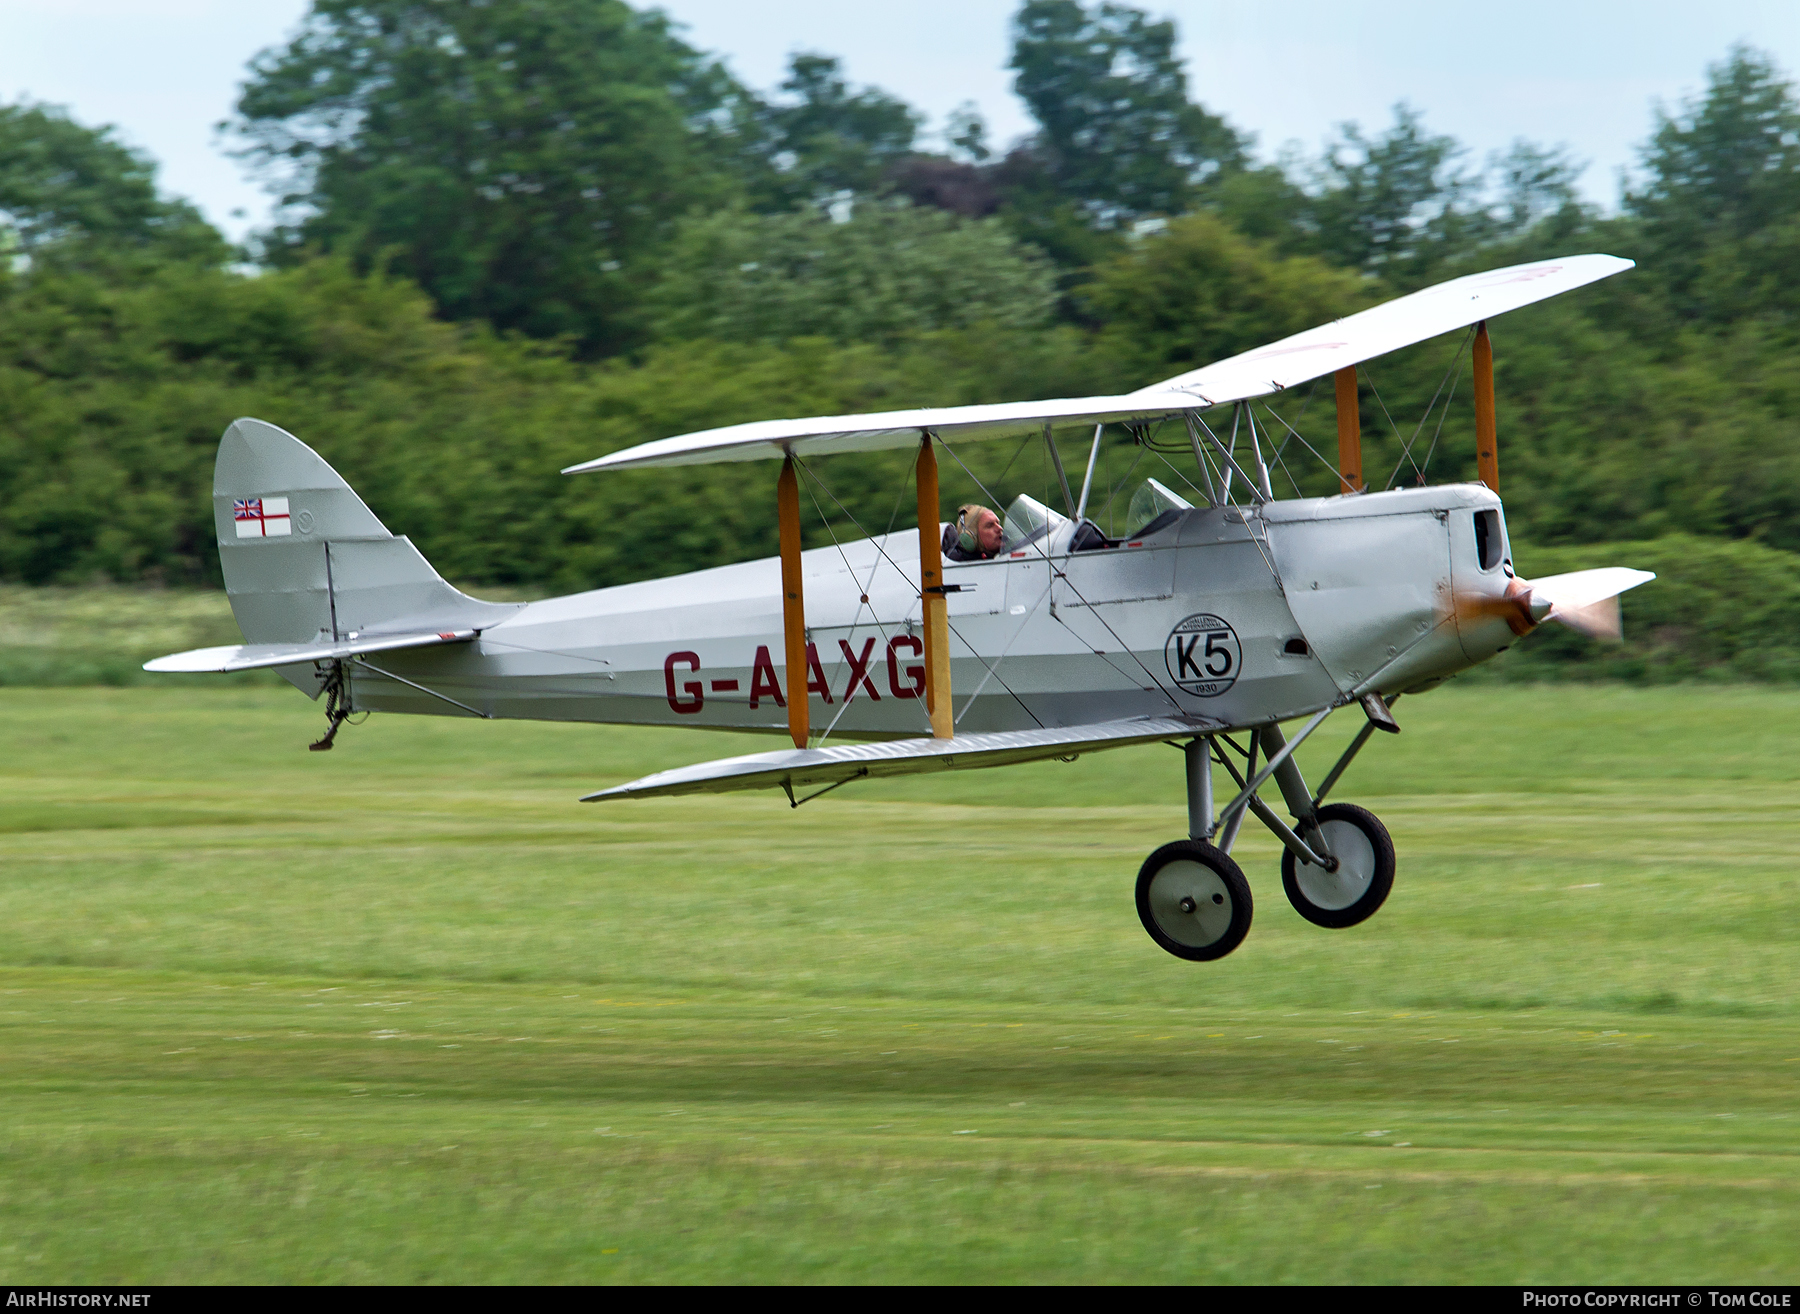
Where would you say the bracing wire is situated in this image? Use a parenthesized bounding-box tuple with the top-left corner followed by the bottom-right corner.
(933, 433, 1180, 718)
(1192, 412, 1268, 508)
(1270, 438, 1305, 500)
(1190, 413, 1284, 586)
(937, 436, 1007, 513)
(792, 456, 935, 739)
(1041, 561, 1186, 712)
(795, 471, 880, 743)
(1359, 364, 1421, 486)
(990, 432, 1033, 491)
(1382, 327, 1475, 491)
(881, 465, 911, 538)
(1414, 350, 1468, 483)
(1103, 441, 1148, 532)
(800, 450, 1039, 732)
(795, 454, 919, 595)
(1145, 447, 1211, 504)
(1261, 402, 1344, 491)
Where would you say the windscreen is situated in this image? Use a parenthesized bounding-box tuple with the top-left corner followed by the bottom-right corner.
(1123, 478, 1194, 536)
(1002, 494, 1068, 552)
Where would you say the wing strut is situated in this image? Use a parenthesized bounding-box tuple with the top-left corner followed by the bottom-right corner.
(1473, 321, 1499, 492)
(777, 455, 809, 749)
(916, 434, 953, 738)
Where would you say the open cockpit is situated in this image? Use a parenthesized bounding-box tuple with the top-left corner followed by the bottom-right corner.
(977, 477, 1196, 564)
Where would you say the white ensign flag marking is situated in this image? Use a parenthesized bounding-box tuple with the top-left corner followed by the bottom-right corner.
(233, 496, 291, 538)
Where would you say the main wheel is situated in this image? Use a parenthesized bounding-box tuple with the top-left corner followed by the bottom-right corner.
(1135, 840, 1254, 961)
(1281, 802, 1395, 929)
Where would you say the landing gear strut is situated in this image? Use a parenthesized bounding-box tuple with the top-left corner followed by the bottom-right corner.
(1135, 698, 1400, 961)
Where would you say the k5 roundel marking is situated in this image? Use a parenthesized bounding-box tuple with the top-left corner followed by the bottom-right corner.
(1166, 614, 1241, 697)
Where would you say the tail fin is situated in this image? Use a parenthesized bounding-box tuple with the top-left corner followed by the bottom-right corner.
(211, 418, 518, 691)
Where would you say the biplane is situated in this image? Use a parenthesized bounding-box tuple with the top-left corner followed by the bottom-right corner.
(149, 254, 1652, 962)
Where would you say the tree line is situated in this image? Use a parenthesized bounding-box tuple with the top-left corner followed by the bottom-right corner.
(3, 2, 1800, 678)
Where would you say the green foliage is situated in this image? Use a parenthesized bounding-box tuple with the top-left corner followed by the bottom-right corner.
(945, 102, 991, 164)
(1211, 163, 1313, 247)
(1489, 140, 1587, 237)
(233, 0, 752, 354)
(1305, 105, 1472, 279)
(0, 243, 1106, 591)
(1007, 0, 1245, 226)
(0, 101, 226, 267)
(0, 256, 496, 584)
(1626, 45, 1800, 327)
(426, 327, 1111, 594)
(755, 54, 921, 204)
(1082, 212, 1374, 383)
(992, 174, 1129, 282)
(645, 201, 1058, 345)
(1221, 111, 1587, 290)
(1491, 302, 1800, 552)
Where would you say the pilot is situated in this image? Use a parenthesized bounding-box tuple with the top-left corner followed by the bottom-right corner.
(943, 504, 1005, 561)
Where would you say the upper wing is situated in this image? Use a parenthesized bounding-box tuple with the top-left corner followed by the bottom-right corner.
(144, 628, 478, 674)
(564, 254, 1633, 475)
(562, 391, 1200, 473)
(583, 714, 1220, 801)
(1136, 254, 1633, 403)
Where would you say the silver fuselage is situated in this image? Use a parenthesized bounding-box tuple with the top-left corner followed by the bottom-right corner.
(346, 483, 1517, 738)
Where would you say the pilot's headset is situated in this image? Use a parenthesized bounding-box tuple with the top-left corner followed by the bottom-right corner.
(956, 504, 986, 552)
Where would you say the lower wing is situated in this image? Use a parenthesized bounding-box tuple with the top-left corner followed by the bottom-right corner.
(584, 714, 1224, 802)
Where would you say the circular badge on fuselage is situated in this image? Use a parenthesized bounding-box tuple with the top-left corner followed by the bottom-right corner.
(1165, 614, 1241, 696)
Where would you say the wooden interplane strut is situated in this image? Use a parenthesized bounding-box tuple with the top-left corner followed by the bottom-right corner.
(1334, 366, 1362, 494)
(776, 455, 808, 749)
(1473, 321, 1499, 492)
(915, 435, 953, 739)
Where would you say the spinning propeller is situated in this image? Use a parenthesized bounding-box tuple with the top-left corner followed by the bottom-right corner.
(1494, 567, 1656, 641)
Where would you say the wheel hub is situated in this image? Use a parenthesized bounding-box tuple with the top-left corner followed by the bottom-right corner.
(1135, 841, 1255, 962)
(1298, 822, 1371, 906)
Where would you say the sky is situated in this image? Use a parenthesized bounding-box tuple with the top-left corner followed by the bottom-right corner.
(2, 0, 1796, 243)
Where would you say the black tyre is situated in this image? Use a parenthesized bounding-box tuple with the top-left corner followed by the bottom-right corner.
(1135, 840, 1254, 961)
(1281, 802, 1395, 929)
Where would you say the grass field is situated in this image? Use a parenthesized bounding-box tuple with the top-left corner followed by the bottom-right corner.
(3, 683, 1798, 1283)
